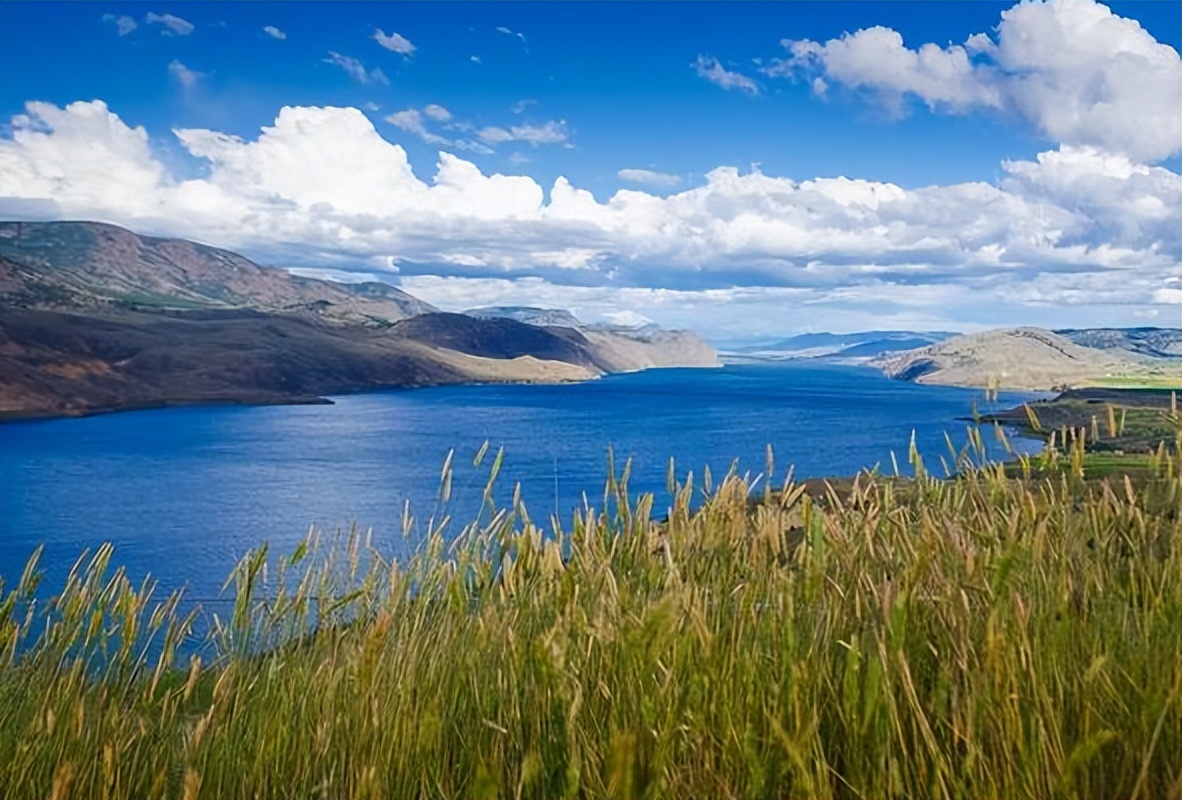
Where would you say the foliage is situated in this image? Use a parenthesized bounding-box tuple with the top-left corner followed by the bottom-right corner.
(2, 431, 1181, 799)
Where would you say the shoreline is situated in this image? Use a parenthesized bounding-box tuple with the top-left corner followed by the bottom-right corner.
(0, 371, 615, 424)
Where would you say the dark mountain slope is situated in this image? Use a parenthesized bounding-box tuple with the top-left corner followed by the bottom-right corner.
(390, 313, 600, 368)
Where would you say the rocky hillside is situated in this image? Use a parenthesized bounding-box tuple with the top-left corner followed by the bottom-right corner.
(0, 221, 718, 419)
(1056, 327, 1182, 359)
(0, 221, 434, 325)
(879, 328, 1177, 390)
(463, 309, 721, 371)
(0, 307, 595, 419)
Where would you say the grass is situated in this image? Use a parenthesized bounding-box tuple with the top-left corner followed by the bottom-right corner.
(1, 431, 1181, 800)
(1092, 375, 1182, 390)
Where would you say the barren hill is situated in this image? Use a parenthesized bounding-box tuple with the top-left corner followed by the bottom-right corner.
(0, 221, 718, 419)
(0, 220, 434, 325)
(879, 328, 1177, 390)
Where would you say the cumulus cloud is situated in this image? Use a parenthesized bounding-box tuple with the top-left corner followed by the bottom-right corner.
(373, 28, 415, 55)
(693, 55, 759, 95)
(323, 52, 389, 86)
(102, 14, 137, 36)
(144, 12, 194, 36)
(167, 60, 204, 88)
(263, 25, 286, 40)
(771, 0, 1181, 162)
(0, 100, 1177, 335)
(476, 120, 570, 146)
(618, 168, 682, 188)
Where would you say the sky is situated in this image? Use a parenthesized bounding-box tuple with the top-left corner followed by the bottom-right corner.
(0, 0, 1179, 341)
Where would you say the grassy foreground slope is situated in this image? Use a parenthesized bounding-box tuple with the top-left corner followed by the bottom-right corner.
(1, 436, 1181, 799)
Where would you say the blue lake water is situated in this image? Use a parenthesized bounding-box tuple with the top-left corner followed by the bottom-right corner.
(1, 362, 1043, 604)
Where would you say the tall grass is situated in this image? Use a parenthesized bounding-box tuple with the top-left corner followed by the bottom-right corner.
(1, 431, 1180, 799)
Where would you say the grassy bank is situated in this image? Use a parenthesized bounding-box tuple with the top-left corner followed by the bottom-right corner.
(2, 433, 1181, 799)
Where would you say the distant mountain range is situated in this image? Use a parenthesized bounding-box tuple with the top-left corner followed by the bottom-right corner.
(0, 221, 718, 419)
(721, 330, 957, 361)
(719, 324, 1180, 390)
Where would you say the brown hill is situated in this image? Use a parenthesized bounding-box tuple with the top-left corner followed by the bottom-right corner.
(0, 307, 595, 420)
(0, 221, 718, 419)
(879, 327, 1177, 390)
(0, 220, 433, 324)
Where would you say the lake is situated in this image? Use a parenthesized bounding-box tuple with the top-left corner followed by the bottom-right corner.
(0, 362, 1043, 604)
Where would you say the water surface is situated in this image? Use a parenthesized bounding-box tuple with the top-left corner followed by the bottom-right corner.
(1, 363, 1042, 602)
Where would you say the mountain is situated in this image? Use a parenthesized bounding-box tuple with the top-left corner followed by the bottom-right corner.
(463, 306, 721, 371)
(1056, 327, 1182, 359)
(465, 306, 583, 328)
(0, 220, 434, 324)
(0, 307, 596, 419)
(0, 221, 718, 419)
(879, 327, 1177, 390)
(721, 330, 956, 361)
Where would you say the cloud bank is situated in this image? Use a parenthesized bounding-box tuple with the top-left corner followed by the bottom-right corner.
(0, 98, 1175, 335)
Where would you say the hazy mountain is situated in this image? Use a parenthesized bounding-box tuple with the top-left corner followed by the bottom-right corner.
(721, 330, 956, 360)
(464, 307, 721, 371)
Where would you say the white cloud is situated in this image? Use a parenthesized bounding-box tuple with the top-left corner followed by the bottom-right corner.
(384, 104, 529, 155)
(772, 0, 1182, 162)
(385, 108, 449, 146)
(476, 120, 569, 146)
(693, 55, 759, 95)
(263, 25, 286, 40)
(495, 26, 527, 46)
(144, 12, 194, 36)
(470, 55, 482, 64)
(0, 100, 1177, 336)
(323, 52, 389, 86)
(102, 14, 137, 36)
(602, 309, 654, 327)
(511, 99, 536, 115)
(373, 28, 415, 55)
(167, 60, 204, 88)
(618, 168, 682, 188)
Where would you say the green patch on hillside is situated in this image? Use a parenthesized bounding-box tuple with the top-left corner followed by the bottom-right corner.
(1092, 373, 1182, 390)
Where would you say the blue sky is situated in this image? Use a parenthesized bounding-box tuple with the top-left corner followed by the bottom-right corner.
(1, 1, 1180, 339)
